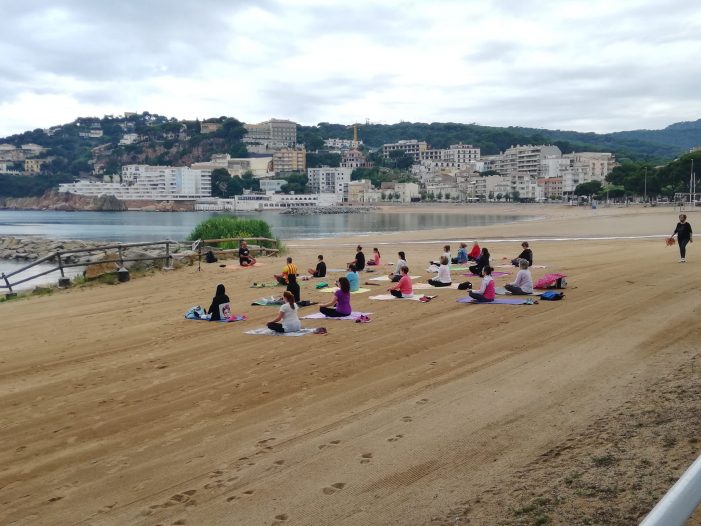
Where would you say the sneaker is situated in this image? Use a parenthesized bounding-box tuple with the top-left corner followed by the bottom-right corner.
(313, 327, 328, 335)
(681, 258, 686, 263)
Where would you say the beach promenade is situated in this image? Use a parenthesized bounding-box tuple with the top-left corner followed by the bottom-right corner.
(1, 205, 700, 525)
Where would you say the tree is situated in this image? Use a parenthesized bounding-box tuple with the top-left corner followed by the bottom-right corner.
(488, 191, 494, 201)
(381, 192, 387, 201)
(510, 190, 521, 202)
(574, 180, 603, 196)
(394, 192, 401, 201)
(210, 168, 232, 198)
(304, 134, 325, 152)
(496, 193, 503, 201)
(306, 152, 341, 168)
(444, 192, 451, 201)
(436, 191, 443, 201)
(280, 171, 308, 194)
(427, 192, 435, 201)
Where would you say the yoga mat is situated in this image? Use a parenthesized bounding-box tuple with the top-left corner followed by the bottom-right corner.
(456, 297, 529, 305)
(245, 327, 318, 336)
(463, 271, 511, 278)
(368, 275, 420, 282)
(223, 262, 266, 271)
(449, 266, 472, 271)
(369, 294, 433, 301)
(412, 282, 460, 290)
(186, 315, 247, 322)
(301, 311, 372, 320)
(496, 264, 547, 269)
(318, 287, 371, 294)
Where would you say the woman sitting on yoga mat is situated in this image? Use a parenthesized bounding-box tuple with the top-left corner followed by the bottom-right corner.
(469, 266, 495, 303)
(207, 284, 230, 321)
(430, 245, 451, 266)
(509, 241, 533, 267)
(452, 243, 468, 265)
(468, 240, 481, 261)
(267, 291, 302, 333)
(388, 266, 413, 298)
(389, 251, 408, 282)
(428, 256, 452, 287)
(346, 264, 360, 292)
(505, 259, 533, 295)
(469, 247, 490, 277)
(319, 277, 352, 317)
(367, 247, 381, 266)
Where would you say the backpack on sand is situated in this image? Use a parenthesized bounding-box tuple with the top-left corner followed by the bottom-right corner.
(540, 291, 564, 301)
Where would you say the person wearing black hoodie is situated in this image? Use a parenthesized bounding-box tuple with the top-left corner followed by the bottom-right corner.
(671, 213, 693, 262)
(469, 248, 490, 277)
(207, 284, 230, 321)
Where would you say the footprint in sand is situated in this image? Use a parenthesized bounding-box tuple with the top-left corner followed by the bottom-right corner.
(322, 482, 346, 495)
(274, 514, 289, 521)
(274, 460, 285, 466)
(318, 439, 342, 450)
(360, 453, 373, 464)
(416, 398, 429, 405)
(401, 416, 413, 422)
(387, 434, 404, 443)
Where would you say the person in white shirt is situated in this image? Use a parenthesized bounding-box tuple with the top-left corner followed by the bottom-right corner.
(428, 256, 452, 287)
(389, 251, 408, 282)
(430, 245, 451, 266)
(504, 259, 533, 295)
(267, 291, 302, 333)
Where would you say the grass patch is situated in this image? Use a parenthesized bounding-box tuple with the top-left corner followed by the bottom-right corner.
(187, 216, 283, 253)
(591, 454, 616, 467)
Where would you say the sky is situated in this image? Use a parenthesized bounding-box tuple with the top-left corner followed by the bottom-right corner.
(1, 0, 700, 138)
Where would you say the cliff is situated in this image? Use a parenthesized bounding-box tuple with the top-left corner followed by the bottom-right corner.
(0, 190, 127, 211)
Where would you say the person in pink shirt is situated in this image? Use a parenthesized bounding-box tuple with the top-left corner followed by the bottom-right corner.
(388, 266, 413, 298)
(468, 265, 495, 302)
(366, 247, 381, 266)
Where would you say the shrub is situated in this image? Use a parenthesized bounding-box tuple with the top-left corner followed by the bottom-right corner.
(187, 216, 282, 251)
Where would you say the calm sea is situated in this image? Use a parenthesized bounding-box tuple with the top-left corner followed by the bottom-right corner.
(0, 209, 524, 290)
(0, 209, 523, 242)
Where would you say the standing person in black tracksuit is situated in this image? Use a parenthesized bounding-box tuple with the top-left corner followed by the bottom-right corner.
(671, 214, 693, 262)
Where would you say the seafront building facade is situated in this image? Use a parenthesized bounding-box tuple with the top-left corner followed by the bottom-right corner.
(59, 164, 212, 200)
(243, 119, 297, 152)
(307, 167, 352, 197)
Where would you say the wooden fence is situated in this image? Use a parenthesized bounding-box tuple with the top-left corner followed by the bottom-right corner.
(0, 237, 279, 294)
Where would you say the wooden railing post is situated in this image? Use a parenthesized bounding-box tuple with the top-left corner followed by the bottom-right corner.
(118, 246, 124, 267)
(2, 272, 12, 293)
(165, 242, 171, 268)
(57, 252, 65, 277)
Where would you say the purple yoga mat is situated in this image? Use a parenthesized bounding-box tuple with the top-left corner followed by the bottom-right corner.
(456, 297, 528, 305)
(463, 271, 511, 278)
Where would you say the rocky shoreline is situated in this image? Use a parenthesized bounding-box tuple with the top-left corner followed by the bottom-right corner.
(281, 205, 379, 215)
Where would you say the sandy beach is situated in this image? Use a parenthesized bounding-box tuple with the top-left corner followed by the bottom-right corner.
(2, 204, 701, 526)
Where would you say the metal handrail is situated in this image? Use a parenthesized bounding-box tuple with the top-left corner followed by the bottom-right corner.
(0, 236, 279, 292)
(640, 453, 701, 525)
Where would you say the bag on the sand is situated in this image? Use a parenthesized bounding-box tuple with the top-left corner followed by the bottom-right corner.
(534, 273, 566, 289)
(315, 282, 329, 289)
(457, 281, 472, 291)
(185, 306, 207, 319)
(205, 250, 218, 263)
(540, 291, 564, 301)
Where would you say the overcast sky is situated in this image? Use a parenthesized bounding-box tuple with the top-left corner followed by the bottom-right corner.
(1, 0, 700, 137)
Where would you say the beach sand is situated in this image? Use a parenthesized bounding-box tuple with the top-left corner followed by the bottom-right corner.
(1, 204, 701, 525)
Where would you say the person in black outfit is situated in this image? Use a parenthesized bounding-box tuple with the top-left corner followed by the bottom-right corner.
(207, 284, 230, 321)
(671, 214, 693, 262)
(286, 273, 301, 302)
(511, 241, 533, 267)
(307, 255, 327, 277)
(469, 248, 490, 277)
(348, 245, 365, 271)
(238, 241, 256, 266)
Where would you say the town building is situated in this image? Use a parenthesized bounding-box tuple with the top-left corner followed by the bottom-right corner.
(194, 193, 337, 211)
(344, 179, 381, 203)
(272, 148, 306, 174)
(324, 138, 363, 150)
(382, 140, 428, 162)
(307, 167, 352, 198)
(537, 177, 564, 199)
(59, 165, 211, 200)
(340, 149, 373, 170)
(200, 121, 222, 134)
(379, 182, 420, 203)
(259, 179, 287, 193)
(244, 118, 297, 152)
(191, 154, 273, 178)
(119, 133, 141, 146)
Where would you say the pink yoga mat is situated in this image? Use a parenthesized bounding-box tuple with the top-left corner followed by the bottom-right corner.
(462, 271, 510, 278)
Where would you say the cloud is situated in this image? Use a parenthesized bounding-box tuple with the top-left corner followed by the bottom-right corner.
(0, 0, 700, 136)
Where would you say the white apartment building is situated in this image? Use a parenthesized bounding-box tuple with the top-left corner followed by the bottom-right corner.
(379, 182, 420, 203)
(259, 179, 287, 193)
(499, 145, 562, 176)
(59, 164, 211, 200)
(119, 133, 140, 146)
(324, 138, 363, 150)
(510, 172, 543, 201)
(344, 179, 381, 203)
(191, 154, 273, 178)
(307, 167, 352, 197)
(382, 140, 428, 162)
(419, 144, 480, 163)
(195, 193, 337, 211)
(243, 118, 297, 151)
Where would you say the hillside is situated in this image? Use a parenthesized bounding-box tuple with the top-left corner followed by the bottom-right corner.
(298, 119, 701, 161)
